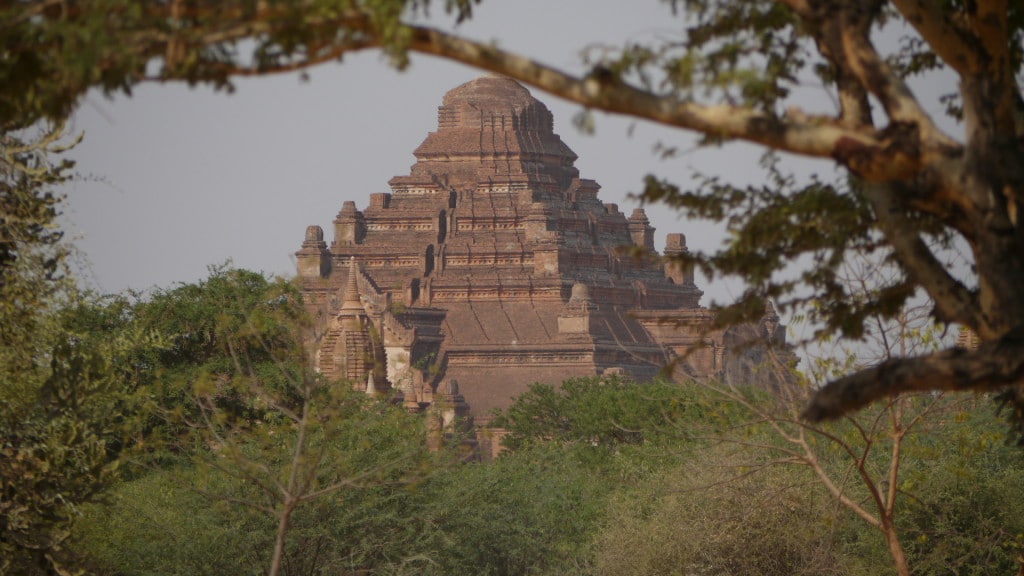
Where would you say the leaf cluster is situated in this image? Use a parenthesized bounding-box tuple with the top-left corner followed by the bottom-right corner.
(641, 156, 933, 343)
(0, 0, 481, 127)
(492, 375, 710, 454)
(0, 339, 135, 576)
(582, 0, 806, 114)
(0, 123, 142, 575)
(116, 266, 317, 447)
(0, 124, 79, 381)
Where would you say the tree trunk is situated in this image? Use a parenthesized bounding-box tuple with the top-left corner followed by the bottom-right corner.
(882, 521, 911, 576)
(268, 502, 295, 576)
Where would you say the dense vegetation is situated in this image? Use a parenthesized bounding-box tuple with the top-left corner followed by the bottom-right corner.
(4, 260, 1023, 574)
(1, 214, 1020, 575)
(66, 316, 1024, 575)
(5, 1, 1024, 573)
(1, 127, 1021, 572)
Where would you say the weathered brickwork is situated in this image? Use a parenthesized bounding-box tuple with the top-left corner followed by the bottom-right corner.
(296, 76, 785, 423)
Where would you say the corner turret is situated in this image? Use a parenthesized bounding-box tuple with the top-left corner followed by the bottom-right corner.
(296, 225, 330, 278)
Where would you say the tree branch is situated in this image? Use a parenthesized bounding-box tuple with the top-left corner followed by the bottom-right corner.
(890, 0, 983, 75)
(162, 15, 935, 180)
(778, 0, 875, 128)
(803, 326, 1024, 421)
(836, 3, 949, 144)
(860, 182, 983, 331)
(969, 0, 1019, 136)
(404, 24, 939, 181)
(797, 430, 883, 529)
(119, 6, 974, 184)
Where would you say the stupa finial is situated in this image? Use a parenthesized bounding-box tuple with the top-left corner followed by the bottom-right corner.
(340, 257, 363, 313)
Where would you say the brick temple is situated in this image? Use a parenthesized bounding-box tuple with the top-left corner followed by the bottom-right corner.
(296, 75, 785, 424)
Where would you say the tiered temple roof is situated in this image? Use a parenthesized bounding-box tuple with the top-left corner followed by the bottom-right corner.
(297, 75, 782, 423)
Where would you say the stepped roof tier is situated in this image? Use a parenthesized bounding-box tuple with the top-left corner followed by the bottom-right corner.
(296, 76, 785, 424)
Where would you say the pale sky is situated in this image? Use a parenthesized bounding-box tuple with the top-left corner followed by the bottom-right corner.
(59, 0, 878, 310)
(60, 0, 783, 303)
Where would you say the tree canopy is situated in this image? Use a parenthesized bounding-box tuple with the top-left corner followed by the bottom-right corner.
(3, 0, 1024, 423)
(0, 123, 140, 574)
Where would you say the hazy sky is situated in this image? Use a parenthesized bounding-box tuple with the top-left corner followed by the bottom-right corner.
(61, 1, 838, 304)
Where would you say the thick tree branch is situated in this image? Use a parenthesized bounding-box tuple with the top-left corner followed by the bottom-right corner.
(861, 182, 984, 331)
(973, 0, 1009, 67)
(59, 3, 978, 186)
(161, 18, 936, 181)
(403, 25, 933, 181)
(836, 4, 952, 147)
(780, 0, 875, 128)
(890, 0, 983, 75)
(803, 326, 1024, 421)
(970, 0, 1019, 136)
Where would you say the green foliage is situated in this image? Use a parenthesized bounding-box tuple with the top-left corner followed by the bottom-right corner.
(896, 405, 1024, 575)
(0, 0, 482, 126)
(113, 265, 314, 453)
(412, 445, 603, 576)
(0, 123, 78, 391)
(594, 451, 861, 576)
(588, 0, 805, 112)
(58, 344, 1024, 576)
(80, 434, 602, 576)
(1, 339, 135, 576)
(640, 155, 929, 341)
(136, 266, 300, 369)
(707, 382, 1024, 575)
(76, 393, 434, 575)
(0, 123, 144, 575)
(585, 387, 1024, 576)
(63, 264, 442, 575)
(76, 470, 271, 575)
(493, 375, 710, 454)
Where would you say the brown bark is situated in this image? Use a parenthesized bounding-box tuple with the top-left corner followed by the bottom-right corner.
(803, 327, 1024, 421)
(268, 501, 295, 576)
(883, 520, 912, 576)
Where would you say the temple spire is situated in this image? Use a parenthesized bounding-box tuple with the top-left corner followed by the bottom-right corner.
(340, 257, 363, 314)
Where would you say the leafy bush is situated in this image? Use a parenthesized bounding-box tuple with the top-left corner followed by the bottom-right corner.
(411, 444, 603, 576)
(594, 447, 863, 576)
(493, 376, 714, 453)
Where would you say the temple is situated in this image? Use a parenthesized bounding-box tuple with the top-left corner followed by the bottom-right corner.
(296, 76, 786, 425)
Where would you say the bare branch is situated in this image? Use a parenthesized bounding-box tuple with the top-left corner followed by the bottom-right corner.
(798, 433, 882, 529)
(300, 452, 417, 502)
(885, 411, 902, 513)
(788, 0, 877, 127)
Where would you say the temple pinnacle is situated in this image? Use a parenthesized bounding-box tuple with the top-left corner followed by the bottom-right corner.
(340, 256, 363, 314)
